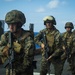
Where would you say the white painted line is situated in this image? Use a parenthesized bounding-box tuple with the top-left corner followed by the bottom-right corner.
(34, 72, 55, 75)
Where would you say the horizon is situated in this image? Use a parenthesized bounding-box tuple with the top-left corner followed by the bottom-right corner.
(0, 0, 75, 33)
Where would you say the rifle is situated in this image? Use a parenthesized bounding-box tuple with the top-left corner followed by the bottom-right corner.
(62, 38, 71, 62)
(29, 23, 34, 32)
(29, 23, 37, 69)
(3, 32, 14, 75)
(42, 32, 49, 59)
(65, 46, 71, 62)
(42, 32, 50, 75)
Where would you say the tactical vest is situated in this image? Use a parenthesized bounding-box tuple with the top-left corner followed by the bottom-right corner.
(45, 30, 57, 54)
(63, 32, 73, 47)
(46, 32, 54, 47)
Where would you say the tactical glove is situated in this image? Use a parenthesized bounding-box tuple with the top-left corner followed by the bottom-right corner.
(1, 46, 9, 63)
(2, 46, 9, 56)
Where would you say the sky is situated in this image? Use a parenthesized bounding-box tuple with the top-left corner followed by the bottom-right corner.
(0, 0, 75, 32)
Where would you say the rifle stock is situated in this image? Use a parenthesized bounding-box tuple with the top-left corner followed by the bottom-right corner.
(3, 32, 14, 75)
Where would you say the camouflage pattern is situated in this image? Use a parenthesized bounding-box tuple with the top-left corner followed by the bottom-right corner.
(0, 28, 35, 75)
(5, 10, 26, 25)
(61, 31, 75, 75)
(43, 16, 56, 25)
(34, 27, 63, 75)
(65, 22, 74, 29)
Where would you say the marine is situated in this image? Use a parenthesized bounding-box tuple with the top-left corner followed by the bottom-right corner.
(61, 22, 75, 75)
(34, 16, 63, 75)
(0, 10, 35, 75)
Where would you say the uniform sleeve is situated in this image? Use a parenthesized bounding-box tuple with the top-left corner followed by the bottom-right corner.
(23, 36, 35, 66)
(51, 31, 61, 57)
(34, 31, 43, 46)
(24, 36, 34, 57)
(54, 30, 60, 46)
(0, 34, 7, 56)
(71, 35, 75, 54)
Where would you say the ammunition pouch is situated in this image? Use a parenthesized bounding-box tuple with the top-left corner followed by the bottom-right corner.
(13, 41, 21, 53)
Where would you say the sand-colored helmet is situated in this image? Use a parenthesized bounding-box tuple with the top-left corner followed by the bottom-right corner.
(65, 22, 74, 29)
(5, 10, 26, 25)
(43, 16, 56, 25)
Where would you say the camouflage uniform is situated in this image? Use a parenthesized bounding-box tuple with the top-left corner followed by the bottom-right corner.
(0, 10, 35, 75)
(34, 16, 63, 75)
(61, 22, 75, 75)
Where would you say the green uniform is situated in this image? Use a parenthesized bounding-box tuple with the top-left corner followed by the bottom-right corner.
(61, 32, 75, 75)
(0, 28, 35, 75)
(34, 27, 63, 75)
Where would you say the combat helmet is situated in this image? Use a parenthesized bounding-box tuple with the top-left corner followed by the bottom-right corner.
(5, 10, 26, 26)
(65, 22, 74, 29)
(43, 16, 56, 25)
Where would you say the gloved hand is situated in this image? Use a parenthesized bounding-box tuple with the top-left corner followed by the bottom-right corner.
(47, 55, 52, 61)
(13, 41, 21, 53)
(2, 46, 9, 56)
(41, 43, 45, 49)
(62, 46, 66, 50)
(41, 43, 45, 53)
